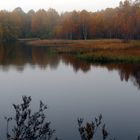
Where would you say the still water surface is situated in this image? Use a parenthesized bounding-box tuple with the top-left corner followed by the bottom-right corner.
(0, 43, 140, 140)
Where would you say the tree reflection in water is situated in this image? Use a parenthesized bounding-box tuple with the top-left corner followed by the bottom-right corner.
(0, 43, 140, 89)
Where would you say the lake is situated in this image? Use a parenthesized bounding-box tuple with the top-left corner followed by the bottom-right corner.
(0, 42, 140, 140)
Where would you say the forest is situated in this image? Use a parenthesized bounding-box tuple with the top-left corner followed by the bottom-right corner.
(0, 0, 140, 42)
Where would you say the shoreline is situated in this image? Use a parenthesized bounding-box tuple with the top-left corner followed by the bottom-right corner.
(27, 39, 140, 64)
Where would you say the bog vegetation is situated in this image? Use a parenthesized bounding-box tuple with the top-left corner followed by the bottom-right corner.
(5, 96, 111, 140)
(5, 96, 140, 140)
(0, 0, 140, 41)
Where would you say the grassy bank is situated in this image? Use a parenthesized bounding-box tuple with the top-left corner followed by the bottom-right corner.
(78, 53, 140, 63)
(28, 39, 140, 64)
(28, 39, 134, 49)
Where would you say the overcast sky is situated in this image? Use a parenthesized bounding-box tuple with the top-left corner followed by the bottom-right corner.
(0, 0, 124, 13)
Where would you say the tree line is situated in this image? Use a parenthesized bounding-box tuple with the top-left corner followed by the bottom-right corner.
(0, 0, 140, 41)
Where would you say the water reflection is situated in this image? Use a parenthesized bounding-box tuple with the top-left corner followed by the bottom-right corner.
(104, 64, 140, 89)
(0, 43, 140, 89)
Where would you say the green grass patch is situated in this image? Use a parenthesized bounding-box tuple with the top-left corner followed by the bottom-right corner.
(78, 53, 140, 64)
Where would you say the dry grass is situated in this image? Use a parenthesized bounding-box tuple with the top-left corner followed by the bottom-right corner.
(28, 39, 140, 63)
(28, 39, 139, 49)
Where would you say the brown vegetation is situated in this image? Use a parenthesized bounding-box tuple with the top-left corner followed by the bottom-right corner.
(28, 39, 139, 49)
(27, 39, 140, 63)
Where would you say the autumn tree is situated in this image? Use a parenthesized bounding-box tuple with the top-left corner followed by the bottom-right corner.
(45, 8, 59, 39)
(79, 10, 90, 40)
(31, 9, 48, 38)
(0, 10, 18, 41)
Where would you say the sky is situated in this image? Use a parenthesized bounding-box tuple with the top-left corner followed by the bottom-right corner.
(0, 0, 124, 13)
